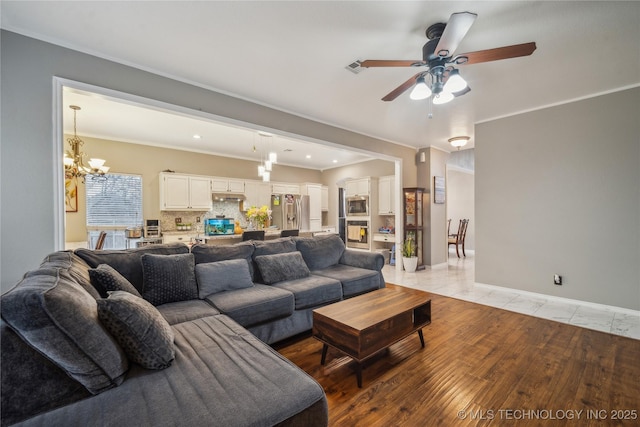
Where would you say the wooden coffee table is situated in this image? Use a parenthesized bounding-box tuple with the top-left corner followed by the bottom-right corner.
(312, 284, 431, 387)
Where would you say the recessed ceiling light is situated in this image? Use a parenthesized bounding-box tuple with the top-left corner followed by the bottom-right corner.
(193, 134, 201, 139)
(332, 159, 338, 163)
(306, 155, 311, 159)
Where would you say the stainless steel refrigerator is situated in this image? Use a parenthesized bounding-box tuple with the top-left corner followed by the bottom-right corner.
(271, 194, 310, 231)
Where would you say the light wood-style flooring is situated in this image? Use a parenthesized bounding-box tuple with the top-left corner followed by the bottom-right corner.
(275, 285, 640, 426)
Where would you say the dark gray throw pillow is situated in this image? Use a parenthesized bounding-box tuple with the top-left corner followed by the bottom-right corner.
(97, 291, 175, 370)
(141, 253, 197, 306)
(89, 264, 142, 298)
(195, 259, 254, 298)
(254, 251, 310, 285)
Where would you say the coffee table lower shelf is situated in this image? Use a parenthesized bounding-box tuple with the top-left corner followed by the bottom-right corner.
(312, 286, 431, 388)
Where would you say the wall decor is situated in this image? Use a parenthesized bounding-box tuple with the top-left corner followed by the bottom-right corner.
(434, 176, 445, 204)
(65, 176, 78, 212)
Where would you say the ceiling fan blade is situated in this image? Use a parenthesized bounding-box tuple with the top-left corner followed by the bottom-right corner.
(453, 86, 471, 97)
(433, 12, 478, 58)
(454, 42, 537, 65)
(360, 60, 426, 68)
(381, 73, 422, 101)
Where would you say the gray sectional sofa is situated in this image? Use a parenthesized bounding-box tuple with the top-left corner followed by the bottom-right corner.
(1, 234, 385, 426)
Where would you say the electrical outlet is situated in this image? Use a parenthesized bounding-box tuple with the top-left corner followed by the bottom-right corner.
(196, 217, 201, 223)
(554, 274, 562, 285)
(175, 217, 182, 224)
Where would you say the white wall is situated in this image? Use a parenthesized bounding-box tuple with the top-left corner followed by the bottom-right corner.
(0, 30, 417, 292)
(476, 87, 640, 310)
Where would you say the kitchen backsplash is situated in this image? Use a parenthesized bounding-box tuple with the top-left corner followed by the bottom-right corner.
(160, 201, 248, 233)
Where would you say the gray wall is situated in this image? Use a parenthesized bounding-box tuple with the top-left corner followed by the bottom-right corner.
(0, 30, 417, 292)
(476, 87, 640, 310)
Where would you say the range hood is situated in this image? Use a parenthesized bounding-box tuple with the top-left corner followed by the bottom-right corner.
(212, 192, 245, 201)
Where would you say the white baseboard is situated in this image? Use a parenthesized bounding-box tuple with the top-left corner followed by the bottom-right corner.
(475, 282, 640, 316)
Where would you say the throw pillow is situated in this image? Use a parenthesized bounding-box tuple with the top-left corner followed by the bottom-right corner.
(75, 243, 190, 293)
(0, 268, 128, 394)
(97, 291, 175, 370)
(89, 264, 142, 298)
(254, 251, 310, 285)
(195, 259, 254, 299)
(141, 253, 197, 306)
(295, 234, 345, 270)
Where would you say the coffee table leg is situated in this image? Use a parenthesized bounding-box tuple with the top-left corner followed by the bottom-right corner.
(355, 363, 363, 388)
(321, 344, 328, 365)
(418, 329, 425, 348)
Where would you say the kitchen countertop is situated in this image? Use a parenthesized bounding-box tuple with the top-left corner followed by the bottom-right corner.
(163, 229, 317, 242)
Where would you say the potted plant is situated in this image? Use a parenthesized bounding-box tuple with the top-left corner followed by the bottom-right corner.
(402, 237, 418, 272)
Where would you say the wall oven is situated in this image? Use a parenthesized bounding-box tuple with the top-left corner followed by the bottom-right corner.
(346, 196, 369, 216)
(346, 220, 369, 249)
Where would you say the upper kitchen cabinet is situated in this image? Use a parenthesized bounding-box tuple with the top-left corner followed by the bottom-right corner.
(211, 177, 245, 193)
(243, 180, 271, 210)
(345, 178, 370, 197)
(160, 173, 212, 211)
(378, 175, 395, 215)
(272, 183, 300, 195)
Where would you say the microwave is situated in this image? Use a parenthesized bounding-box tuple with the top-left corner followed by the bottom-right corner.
(346, 196, 369, 216)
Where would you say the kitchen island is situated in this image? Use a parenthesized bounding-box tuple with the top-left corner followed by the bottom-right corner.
(163, 229, 318, 245)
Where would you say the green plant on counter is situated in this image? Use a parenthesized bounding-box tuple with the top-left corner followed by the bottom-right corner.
(402, 237, 417, 258)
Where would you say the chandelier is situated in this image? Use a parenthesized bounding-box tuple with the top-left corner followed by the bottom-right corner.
(64, 105, 109, 182)
(255, 132, 277, 182)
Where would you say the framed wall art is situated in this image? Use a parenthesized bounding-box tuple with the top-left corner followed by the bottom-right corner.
(433, 176, 445, 204)
(65, 176, 78, 212)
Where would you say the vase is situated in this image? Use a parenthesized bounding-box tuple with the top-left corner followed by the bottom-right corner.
(403, 256, 418, 273)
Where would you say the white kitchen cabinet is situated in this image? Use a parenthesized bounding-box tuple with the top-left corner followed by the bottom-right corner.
(211, 177, 245, 193)
(160, 173, 212, 211)
(162, 234, 196, 244)
(243, 180, 272, 210)
(309, 219, 322, 232)
(321, 185, 329, 212)
(345, 178, 370, 197)
(272, 183, 300, 195)
(378, 175, 395, 215)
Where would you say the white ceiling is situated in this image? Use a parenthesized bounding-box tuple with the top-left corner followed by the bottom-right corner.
(2, 1, 639, 167)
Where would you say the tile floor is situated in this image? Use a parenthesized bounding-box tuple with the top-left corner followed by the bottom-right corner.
(382, 251, 640, 340)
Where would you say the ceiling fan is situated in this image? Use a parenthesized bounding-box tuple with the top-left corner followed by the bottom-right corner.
(361, 12, 536, 104)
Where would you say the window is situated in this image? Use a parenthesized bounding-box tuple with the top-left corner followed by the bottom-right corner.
(86, 174, 143, 249)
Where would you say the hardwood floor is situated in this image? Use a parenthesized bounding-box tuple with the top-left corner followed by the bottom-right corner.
(275, 285, 640, 426)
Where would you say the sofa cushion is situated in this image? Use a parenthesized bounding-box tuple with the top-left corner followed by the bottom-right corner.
(252, 237, 297, 282)
(141, 253, 198, 306)
(14, 315, 328, 427)
(191, 241, 256, 279)
(312, 264, 382, 297)
(97, 291, 175, 370)
(0, 268, 128, 394)
(195, 259, 254, 298)
(39, 250, 100, 300)
(295, 234, 345, 270)
(205, 284, 294, 327)
(254, 251, 310, 285)
(273, 274, 343, 310)
(89, 263, 142, 298)
(75, 243, 189, 292)
(1, 320, 91, 426)
(156, 300, 220, 325)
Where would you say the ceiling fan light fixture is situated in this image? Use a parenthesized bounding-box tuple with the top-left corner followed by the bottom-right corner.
(443, 69, 467, 93)
(409, 77, 432, 100)
(448, 136, 470, 149)
(433, 92, 454, 105)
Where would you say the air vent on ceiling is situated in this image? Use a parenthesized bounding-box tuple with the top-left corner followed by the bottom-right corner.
(345, 60, 363, 74)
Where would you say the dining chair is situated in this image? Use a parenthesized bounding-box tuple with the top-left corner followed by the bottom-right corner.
(448, 219, 469, 258)
(94, 231, 107, 250)
(280, 229, 299, 237)
(242, 230, 265, 241)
